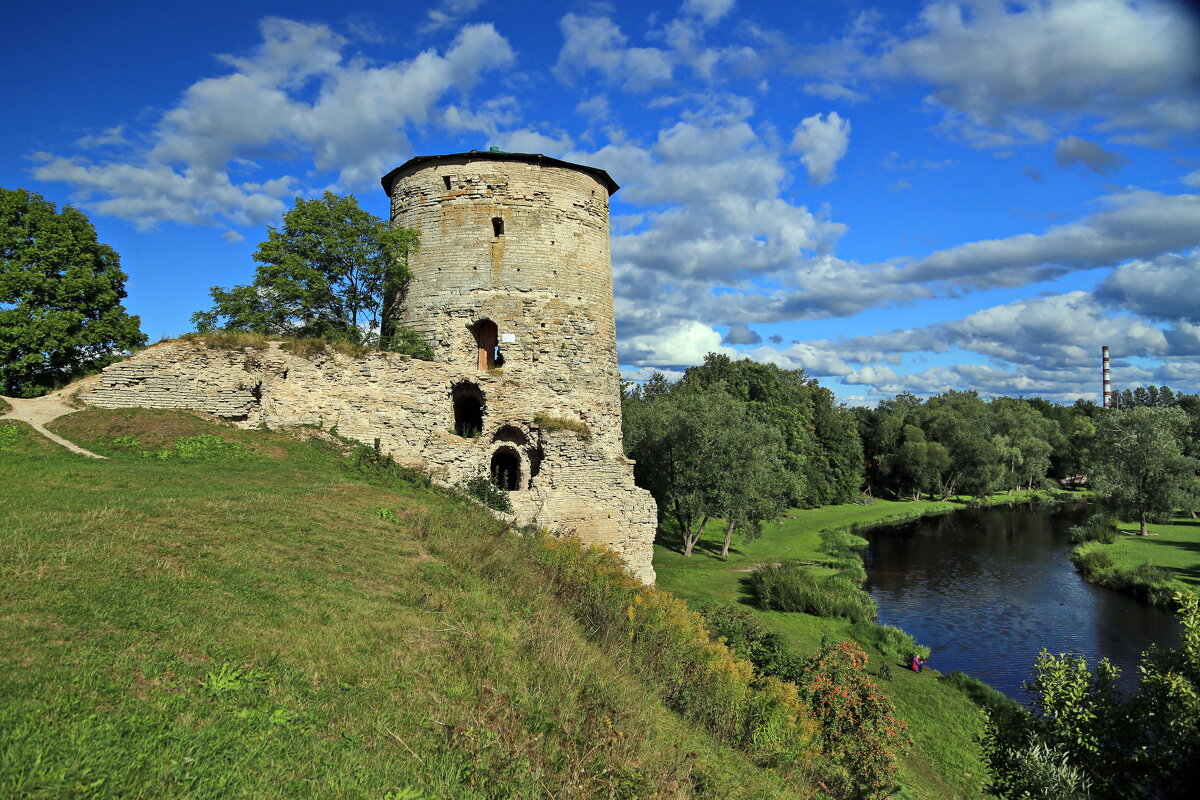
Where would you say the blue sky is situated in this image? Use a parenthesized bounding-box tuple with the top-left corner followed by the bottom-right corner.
(4, 0, 1199, 405)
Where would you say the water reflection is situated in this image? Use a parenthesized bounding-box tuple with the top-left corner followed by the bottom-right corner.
(862, 502, 1182, 701)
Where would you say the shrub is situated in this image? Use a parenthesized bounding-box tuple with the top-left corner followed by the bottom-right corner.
(795, 640, 912, 799)
(1069, 542, 1115, 575)
(382, 326, 434, 360)
(459, 474, 513, 513)
(851, 622, 930, 662)
(533, 414, 592, 441)
(1068, 513, 1118, 544)
(512, 534, 823, 774)
(749, 562, 876, 624)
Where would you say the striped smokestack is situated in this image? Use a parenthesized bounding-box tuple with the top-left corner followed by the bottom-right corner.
(1102, 346, 1112, 408)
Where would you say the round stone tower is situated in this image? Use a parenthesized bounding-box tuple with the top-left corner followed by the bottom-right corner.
(380, 151, 623, 450)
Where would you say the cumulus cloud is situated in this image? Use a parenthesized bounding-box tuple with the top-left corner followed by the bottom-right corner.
(1094, 250, 1200, 323)
(722, 323, 762, 345)
(1054, 135, 1127, 174)
(899, 190, 1200, 289)
(620, 320, 736, 367)
(790, 111, 851, 185)
(554, 14, 674, 92)
(31, 17, 516, 228)
(876, 0, 1200, 146)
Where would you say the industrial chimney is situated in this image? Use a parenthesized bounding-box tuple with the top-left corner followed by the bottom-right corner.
(1102, 346, 1112, 408)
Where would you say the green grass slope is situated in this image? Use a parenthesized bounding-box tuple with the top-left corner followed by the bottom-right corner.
(2, 410, 815, 800)
(655, 507, 1003, 800)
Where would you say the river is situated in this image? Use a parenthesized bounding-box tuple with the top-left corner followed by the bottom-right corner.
(860, 501, 1182, 700)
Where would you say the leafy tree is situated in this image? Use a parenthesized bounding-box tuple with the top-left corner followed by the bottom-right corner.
(894, 424, 949, 500)
(982, 591, 1200, 799)
(1087, 407, 1198, 535)
(192, 192, 425, 353)
(623, 377, 791, 557)
(0, 188, 146, 396)
(990, 397, 1057, 493)
(922, 391, 1001, 499)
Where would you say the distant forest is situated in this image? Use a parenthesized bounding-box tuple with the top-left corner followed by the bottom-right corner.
(622, 354, 1200, 551)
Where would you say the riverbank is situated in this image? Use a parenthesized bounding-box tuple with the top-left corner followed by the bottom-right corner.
(654, 493, 1066, 799)
(1070, 513, 1200, 607)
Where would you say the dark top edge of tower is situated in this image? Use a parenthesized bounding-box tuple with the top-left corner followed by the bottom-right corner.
(380, 151, 620, 197)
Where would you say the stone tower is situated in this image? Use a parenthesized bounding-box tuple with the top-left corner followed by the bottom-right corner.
(381, 151, 624, 452)
(80, 150, 658, 583)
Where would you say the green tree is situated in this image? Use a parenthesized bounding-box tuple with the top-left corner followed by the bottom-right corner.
(0, 188, 146, 396)
(982, 591, 1200, 799)
(1087, 407, 1198, 535)
(192, 192, 424, 352)
(623, 378, 791, 557)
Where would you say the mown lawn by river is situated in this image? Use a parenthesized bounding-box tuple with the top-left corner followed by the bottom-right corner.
(1106, 515, 1200, 590)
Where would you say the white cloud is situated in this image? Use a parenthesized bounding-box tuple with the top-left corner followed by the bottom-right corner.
(1094, 250, 1200, 323)
(683, 0, 736, 26)
(421, 0, 486, 33)
(620, 320, 736, 367)
(900, 190, 1200, 289)
(31, 18, 516, 229)
(877, 0, 1200, 145)
(790, 111, 851, 185)
(554, 14, 674, 92)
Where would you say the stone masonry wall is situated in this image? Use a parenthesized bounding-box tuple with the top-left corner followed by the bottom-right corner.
(81, 339, 657, 584)
(386, 157, 623, 452)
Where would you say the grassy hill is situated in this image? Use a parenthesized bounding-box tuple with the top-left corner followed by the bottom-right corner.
(2, 408, 831, 800)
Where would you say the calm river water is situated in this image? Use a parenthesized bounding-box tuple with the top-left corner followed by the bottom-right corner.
(861, 502, 1182, 700)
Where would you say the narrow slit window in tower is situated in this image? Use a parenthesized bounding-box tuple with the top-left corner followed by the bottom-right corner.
(451, 382, 485, 437)
(491, 446, 521, 491)
(492, 217, 504, 237)
(443, 176, 452, 190)
(472, 320, 498, 370)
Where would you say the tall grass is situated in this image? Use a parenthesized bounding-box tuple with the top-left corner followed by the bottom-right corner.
(1070, 541, 1179, 607)
(749, 563, 877, 623)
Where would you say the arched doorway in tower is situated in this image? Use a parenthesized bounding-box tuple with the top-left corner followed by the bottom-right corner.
(490, 446, 522, 491)
(471, 319, 498, 370)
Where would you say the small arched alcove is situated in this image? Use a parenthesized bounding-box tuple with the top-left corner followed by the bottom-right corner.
(451, 381, 485, 437)
(492, 217, 504, 237)
(492, 425, 527, 447)
(490, 446, 521, 491)
(471, 319, 498, 370)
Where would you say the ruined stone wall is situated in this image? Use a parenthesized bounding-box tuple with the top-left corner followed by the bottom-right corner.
(81, 339, 657, 584)
(386, 157, 622, 452)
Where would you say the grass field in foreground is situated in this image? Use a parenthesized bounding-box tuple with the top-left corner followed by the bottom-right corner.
(652, 497, 1069, 800)
(3, 409, 811, 800)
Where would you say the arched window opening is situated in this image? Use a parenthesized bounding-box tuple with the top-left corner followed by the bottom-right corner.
(490, 446, 521, 491)
(492, 217, 504, 237)
(451, 382, 485, 437)
(471, 319, 498, 370)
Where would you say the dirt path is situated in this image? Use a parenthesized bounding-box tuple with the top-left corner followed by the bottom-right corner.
(0, 387, 107, 459)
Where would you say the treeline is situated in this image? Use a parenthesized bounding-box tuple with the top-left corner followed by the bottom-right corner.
(623, 355, 863, 556)
(624, 354, 1200, 553)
